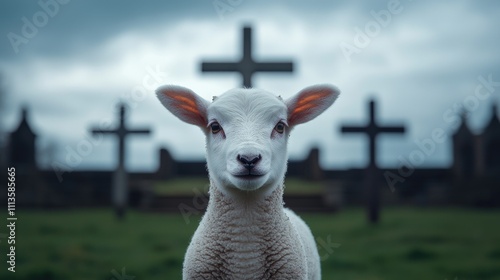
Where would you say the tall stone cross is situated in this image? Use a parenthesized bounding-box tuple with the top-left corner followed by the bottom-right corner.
(91, 103, 150, 219)
(340, 99, 405, 224)
(201, 26, 294, 88)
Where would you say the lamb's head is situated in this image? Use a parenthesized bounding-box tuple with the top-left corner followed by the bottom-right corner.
(156, 85, 339, 195)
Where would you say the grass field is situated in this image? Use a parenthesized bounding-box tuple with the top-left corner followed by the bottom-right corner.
(1, 208, 499, 280)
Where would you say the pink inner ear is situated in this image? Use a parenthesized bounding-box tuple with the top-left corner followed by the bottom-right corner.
(174, 97, 207, 127)
(169, 94, 197, 106)
(288, 104, 315, 125)
(157, 86, 208, 128)
(288, 86, 337, 126)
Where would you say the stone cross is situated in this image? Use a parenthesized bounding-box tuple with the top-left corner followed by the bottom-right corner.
(91, 103, 150, 219)
(341, 99, 405, 224)
(201, 26, 294, 88)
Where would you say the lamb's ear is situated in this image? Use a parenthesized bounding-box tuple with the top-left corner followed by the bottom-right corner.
(286, 84, 340, 126)
(156, 85, 210, 128)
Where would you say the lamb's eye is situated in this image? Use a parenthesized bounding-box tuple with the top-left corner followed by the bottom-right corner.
(210, 122, 222, 134)
(274, 122, 285, 134)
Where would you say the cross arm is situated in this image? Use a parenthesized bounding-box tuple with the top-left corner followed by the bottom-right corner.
(341, 126, 366, 133)
(129, 129, 151, 135)
(379, 126, 405, 134)
(91, 128, 117, 135)
(254, 62, 293, 72)
(201, 62, 240, 72)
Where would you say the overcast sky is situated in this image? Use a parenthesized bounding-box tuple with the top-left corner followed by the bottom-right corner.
(1, 0, 500, 172)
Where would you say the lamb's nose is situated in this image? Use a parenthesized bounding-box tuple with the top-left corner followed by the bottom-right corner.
(237, 154, 262, 170)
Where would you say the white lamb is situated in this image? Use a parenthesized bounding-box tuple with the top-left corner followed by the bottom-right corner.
(156, 84, 339, 280)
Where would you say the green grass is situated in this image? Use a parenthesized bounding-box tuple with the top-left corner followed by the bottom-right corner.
(1, 208, 499, 279)
(154, 177, 325, 195)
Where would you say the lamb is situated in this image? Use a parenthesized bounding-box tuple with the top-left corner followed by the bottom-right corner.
(156, 84, 339, 280)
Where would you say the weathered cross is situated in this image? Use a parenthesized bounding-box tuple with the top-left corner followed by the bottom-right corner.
(91, 103, 150, 219)
(201, 26, 294, 88)
(340, 99, 405, 224)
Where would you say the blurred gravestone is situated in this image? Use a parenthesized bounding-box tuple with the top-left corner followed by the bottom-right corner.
(91, 103, 150, 219)
(341, 99, 405, 224)
(201, 26, 293, 88)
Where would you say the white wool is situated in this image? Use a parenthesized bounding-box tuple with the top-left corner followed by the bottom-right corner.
(156, 84, 340, 280)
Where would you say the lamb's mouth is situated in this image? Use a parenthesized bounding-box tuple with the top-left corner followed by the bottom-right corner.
(233, 173, 266, 180)
(236, 175, 263, 180)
